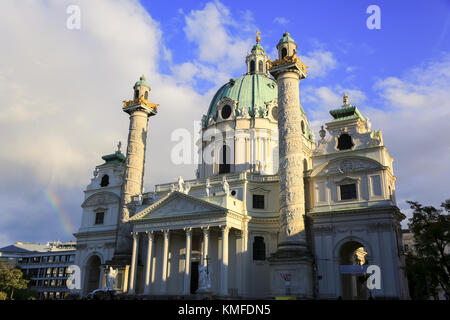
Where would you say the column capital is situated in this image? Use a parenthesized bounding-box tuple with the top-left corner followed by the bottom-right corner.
(220, 225, 231, 233)
(184, 227, 193, 236)
(145, 230, 154, 239)
(131, 231, 139, 238)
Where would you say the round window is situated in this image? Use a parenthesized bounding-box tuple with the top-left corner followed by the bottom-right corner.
(221, 105, 232, 119)
(271, 106, 279, 120)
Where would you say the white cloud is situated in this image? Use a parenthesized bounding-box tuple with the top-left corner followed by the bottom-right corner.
(0, 0, 210, 245)
(274, 17, 289, 26)
(301, 50, 337, 78)
(369, 54, 450, 210)
(182, 1, 255, 86)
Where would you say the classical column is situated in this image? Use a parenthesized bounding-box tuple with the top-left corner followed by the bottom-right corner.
(143, 231, 154, 295)
(128, 232, 139, 294)
(269, 39, 308, 251)
(220, 226, 230, 296)
(112, 76, 157, 263)
(160, 230, 170, 294)
(183, 228, 192, 295)
(202, 227, 210, 267)
(98, 266, 105, 290)
(267, 32, 313, 298)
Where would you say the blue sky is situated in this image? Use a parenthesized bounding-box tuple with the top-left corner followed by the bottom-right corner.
(0, 0, 448, 247)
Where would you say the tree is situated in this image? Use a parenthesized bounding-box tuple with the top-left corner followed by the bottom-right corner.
(405, 199, 450, 299)
(0, 262, 29, 300)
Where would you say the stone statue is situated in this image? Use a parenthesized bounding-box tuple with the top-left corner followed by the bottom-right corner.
(117, 141, 122, 153)
(262, 105, 269, 118)
(222, 176, 230, 196)
(197, 264, 211, 293)
(184, 181, 191, 195)
(365, 117, 372, 132)
(205, 179, 212, 197)
(177, 176, 184, 193)
(93, 167, 99, 178)
(170, 184, 176, 193)
(240, 107, 249, 118)
(343, 93, 350, 106)
(104, 267, 118, 291)
(136, 193, 143, 205)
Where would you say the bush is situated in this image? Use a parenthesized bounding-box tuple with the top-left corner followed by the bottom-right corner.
(0, 291, 7, 300)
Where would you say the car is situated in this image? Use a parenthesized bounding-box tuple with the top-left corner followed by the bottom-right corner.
(86, 288, 118, 300)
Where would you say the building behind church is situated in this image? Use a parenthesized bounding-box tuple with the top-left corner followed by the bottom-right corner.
(73, 32, 409, 299)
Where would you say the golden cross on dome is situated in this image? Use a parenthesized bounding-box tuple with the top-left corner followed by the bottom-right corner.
(256, 30, 261, 44)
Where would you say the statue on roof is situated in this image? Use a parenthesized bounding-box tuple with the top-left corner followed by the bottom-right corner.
(343, 93, 350, 106)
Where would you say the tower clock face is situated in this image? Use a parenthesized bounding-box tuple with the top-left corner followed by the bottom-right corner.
(271, 106, 278, 120)
(221, 105, 232, 119)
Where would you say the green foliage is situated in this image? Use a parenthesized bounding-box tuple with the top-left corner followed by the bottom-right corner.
(405, 199, 450, 300)
(0, 291, 7, 300)
(0, 262, 29, 300)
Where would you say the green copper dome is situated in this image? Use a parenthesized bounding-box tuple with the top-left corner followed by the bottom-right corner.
(134, 75, 151, 88)
(207, 74, 277, 118)
(277, 32, 296, 47)
(251, 43, 265, 55)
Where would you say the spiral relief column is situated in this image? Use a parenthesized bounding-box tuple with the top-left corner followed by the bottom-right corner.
(110, 76, 158, 265)
(268, 33, 313, 298)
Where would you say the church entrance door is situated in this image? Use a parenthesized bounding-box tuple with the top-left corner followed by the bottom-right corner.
(85, 255, 101, 294)
(190, 261, 199, 294)
(339, 241, 369, 300)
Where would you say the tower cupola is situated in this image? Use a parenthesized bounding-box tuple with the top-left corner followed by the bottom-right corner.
(245, 31, 270, 76)
(276, 32, 297, 60)
(133, 75, 151, 101)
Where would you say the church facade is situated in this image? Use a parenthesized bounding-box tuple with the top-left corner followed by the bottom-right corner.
(73, 32, 409, 299)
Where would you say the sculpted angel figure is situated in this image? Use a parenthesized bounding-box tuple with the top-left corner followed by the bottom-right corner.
(104, 267, 118, 291)
(222, 176, 230, 196)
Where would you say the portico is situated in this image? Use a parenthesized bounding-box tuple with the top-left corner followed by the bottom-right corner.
(127, 191, 248, 297)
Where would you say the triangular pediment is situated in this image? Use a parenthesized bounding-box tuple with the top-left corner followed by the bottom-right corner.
(130, 191, 227, 221)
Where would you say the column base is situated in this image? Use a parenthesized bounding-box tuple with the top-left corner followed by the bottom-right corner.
(268, 247, 314, 299)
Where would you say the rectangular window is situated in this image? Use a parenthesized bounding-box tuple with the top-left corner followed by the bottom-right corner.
(58, 267, 64, 277)
(371, 175, 382, 196)
(48, 256, 54, 263)
(95, 212, 105, 225)
(46, 268, 52, 277)
(52, 267, 57, 277)
(252, 194, 265, 209)
(340, 184, 357, 200)
(68, 255, 75, 263)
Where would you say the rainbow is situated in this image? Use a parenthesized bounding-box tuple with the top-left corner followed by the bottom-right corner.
(42, 188, 75, 237)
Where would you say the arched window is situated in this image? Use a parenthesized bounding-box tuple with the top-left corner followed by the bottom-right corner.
(337, 133, 354, 150)
(219, 145, 231, 174)
(258, 60, 264, 73)
(253, 236, 266, 261)
(100, 174, 109, 187)
(144, 91, 148, 100)
(134, 90, 139, 100)
(301, 120, 305, 134)
(250, 60, 256, 73)
(281, 47, 287, 59)
(303, 158, 308, 172)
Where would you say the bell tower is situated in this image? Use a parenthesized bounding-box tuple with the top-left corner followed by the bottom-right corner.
(268, 32, 314, 298)
(110, 75, 158, 264)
